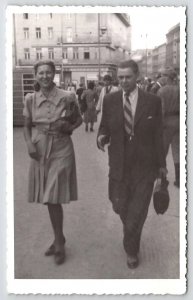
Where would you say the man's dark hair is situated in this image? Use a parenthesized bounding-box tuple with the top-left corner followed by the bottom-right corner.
(103, 74, 112, 81)
(88, 81, 95, 90)
(118, 60, 139, 74)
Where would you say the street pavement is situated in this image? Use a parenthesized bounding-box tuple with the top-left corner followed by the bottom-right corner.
(13, 121, 179, 279)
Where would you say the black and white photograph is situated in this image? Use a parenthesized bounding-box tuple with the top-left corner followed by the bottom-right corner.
(6, 5, 186, 295)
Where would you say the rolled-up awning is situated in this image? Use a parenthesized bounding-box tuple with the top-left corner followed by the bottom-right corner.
(87, 73, 98, 80)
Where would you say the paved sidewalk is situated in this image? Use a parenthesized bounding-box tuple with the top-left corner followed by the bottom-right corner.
(13, 124, 179, 279)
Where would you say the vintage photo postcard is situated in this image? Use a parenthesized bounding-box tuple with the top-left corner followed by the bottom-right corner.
(6, 5, 186, 295)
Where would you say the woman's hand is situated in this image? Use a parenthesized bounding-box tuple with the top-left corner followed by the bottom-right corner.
(27, 142, 39, 161)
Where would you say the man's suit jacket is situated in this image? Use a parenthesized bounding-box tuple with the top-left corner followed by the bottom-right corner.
(97, 88, 166, 183)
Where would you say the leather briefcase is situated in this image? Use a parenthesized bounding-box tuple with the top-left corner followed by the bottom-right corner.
(153, 177, 170, 215)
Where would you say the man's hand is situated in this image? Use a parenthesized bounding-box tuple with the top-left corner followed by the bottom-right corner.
(158, 167, 168, 179)
(97, 135, 108, 152)
(96, 109, 100, 115)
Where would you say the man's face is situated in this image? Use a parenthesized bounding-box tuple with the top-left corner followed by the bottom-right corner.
(117, 67, 138, 93)
(104, 79, 111, 87)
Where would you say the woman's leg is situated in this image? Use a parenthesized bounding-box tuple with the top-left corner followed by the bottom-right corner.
(47, 204, 65, 264)
(47, 204, 65, 248)
(85, 122, 88, 132)
(90, 122, 94, 131)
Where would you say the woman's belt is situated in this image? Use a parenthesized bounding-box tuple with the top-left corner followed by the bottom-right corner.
(35, 127, 69, 160)
(35, 124, 67, 138)
(38, 128, 66, 138)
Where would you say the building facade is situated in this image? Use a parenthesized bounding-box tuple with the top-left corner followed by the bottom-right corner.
(13, 13, 131, 125)
(132, 23, 180, 80)
(152, 43, 166, 77)
(132, 49, 153, 78)
(166, 23, 180, 72)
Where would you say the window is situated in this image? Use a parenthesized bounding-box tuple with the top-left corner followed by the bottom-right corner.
(62, 48, 68, 59)
(48, 48, 54, 60)
(66, 27, 72, 42)
(24, 48, 30, 60)
(23, 13, 28, 19)
(23, 27, 29, 39)
(48, 27, 53, 39)
(95, 51, 98, 59)
(50, 13, 53, 19)
(66, 13, 72, 20)
(73, 47, 79, 59)
(84, 48, 90, 60)
(36, 27, 41, 39)
(36, 48, 43, 60)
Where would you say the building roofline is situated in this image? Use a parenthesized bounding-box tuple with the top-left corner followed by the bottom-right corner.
(167, 23, 180, 35)
(115, 13, 130, 27)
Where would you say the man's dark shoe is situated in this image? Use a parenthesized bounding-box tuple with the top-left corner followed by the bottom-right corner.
(127, 254, 139, 269)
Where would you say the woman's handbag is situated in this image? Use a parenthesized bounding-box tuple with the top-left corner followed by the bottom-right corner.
(153, 177, 170, 215)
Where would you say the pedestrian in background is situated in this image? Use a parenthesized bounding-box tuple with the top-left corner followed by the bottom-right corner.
(95, 81, 104, 98)
(81, 81, 98, 132)
(23, 60, 82, 265)
(150, 73, 168, 95)
(145, 78, 153, 92)
(96, 74, 119, 114)
(157, 68, 180, 187)
(67, 82, 76, 94)
(76, 83, 85, 113)
(97, 59, 167, 269)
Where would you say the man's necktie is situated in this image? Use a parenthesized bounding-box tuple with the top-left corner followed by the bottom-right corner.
(124, 93, 133, 136)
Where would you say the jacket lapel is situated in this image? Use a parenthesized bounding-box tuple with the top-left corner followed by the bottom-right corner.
(134, 88, 146, 126)
(112, 90, 125, 129)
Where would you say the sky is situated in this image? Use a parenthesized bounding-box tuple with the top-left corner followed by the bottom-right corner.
(129, 7, 185, 51)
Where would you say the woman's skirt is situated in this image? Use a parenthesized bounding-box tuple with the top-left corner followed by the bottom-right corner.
(28, 132, 78, 204)
(83, 107, 97, 123)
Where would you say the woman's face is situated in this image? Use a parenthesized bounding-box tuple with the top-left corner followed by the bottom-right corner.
(35, 64, 55, 89)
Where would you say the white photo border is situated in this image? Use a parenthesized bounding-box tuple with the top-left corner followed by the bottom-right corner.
(6, 5, 187, 295)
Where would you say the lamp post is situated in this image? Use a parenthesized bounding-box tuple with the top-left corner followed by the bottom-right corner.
(145, 33, 148, 78)
(98, 14, 107, 81)
(98, 14, 101, 81)
(13, 14, 18, 66)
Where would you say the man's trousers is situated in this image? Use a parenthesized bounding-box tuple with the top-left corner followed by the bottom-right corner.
(163, 115, 179, 164)
(109, 177, 154, 256)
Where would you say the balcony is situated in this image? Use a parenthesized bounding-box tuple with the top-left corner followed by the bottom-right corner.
(57, 33, 111, 45)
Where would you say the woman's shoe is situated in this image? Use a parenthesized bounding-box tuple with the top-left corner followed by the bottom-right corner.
(54, 248, 65, 265)
(45, 237, 65, 256)
(45, 244, 55, 256)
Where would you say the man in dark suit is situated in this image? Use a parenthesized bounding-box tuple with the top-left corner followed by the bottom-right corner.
(97, 60, 167, 269)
